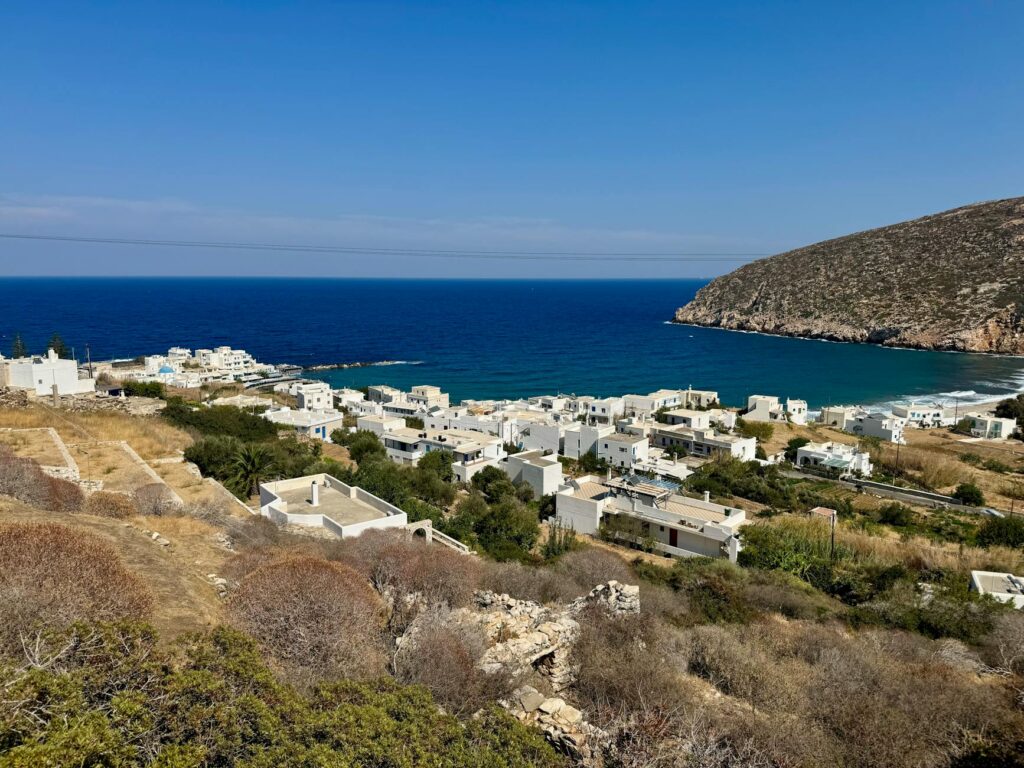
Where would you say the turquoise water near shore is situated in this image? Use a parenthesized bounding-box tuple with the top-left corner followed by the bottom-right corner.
(1, 278, 1022, 409)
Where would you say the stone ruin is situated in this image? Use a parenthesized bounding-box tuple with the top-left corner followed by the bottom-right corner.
(448, 581, 640, 765)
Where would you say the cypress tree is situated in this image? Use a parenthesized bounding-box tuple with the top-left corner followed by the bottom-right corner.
(11, 333, 27, 358)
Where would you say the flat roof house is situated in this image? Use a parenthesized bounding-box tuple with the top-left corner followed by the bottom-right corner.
(597, 432, 650, 469)
(259, 473, 408, 539)
(356, 414, 405, 437)
(408, 385, 449, 409)
(662, 408, 712, 430)
(500, 450, 565, 497)
(744, 395, 808, 426)
(965, 412, 1019, 441)
(651, 424, 757, 462)
(795, 441, 873, 477)
(555, 474, 746, 562)
(295, 381, 334, 411)
(0, 348, 96, 397)
(970, 570, 1024, 609)
(263, 406, 346, 442)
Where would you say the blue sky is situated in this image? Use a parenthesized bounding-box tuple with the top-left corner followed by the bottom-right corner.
(1, 1, 1021, 277)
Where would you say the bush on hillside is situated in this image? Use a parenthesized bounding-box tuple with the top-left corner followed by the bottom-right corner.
(0, 522, 152, 654)
(162, 399, 278, 441)
(0, 446, 84, 512)
(976, 516, 1024, 549)
(229, 555, 387, 684)
(0, 622, 565, 767)
(122, 379, 165, 398)
(83, 490, 138, 519)
(953, 482, 985, 507)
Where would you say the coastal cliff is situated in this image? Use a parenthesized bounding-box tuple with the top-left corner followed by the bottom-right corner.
(674, 197, 1024, 354)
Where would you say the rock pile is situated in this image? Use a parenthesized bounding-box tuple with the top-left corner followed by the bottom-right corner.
(569, 580, 640, 616)
(504, 685, 607, 766)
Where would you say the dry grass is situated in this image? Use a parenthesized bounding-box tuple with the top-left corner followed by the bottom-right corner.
(69, 442, 157, 492)
(774, 516, 1024, 574)
(0, 406, 191, 460)
(0, 428, 67, 466)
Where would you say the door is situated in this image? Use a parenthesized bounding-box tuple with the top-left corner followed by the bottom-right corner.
(669, 528, 678, 548)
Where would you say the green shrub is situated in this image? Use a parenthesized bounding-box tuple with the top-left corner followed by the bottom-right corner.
(953, 482, 985, 507)
(122, 379, 165, 398)
(976, 516, 1024, 549)
(163, 399, 278, 441)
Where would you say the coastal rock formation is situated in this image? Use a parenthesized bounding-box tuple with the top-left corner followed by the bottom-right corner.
(673, 197, 1024, 354)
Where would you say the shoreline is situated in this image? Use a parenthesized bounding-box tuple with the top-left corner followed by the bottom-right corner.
(667, 320, 1024, 360)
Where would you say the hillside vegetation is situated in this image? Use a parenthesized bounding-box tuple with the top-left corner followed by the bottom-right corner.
(675, 197, 1024, 353)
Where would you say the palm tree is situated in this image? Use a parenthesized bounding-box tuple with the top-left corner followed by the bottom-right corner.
(231, 444, 276, 498)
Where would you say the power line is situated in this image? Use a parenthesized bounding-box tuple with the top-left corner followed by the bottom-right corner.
(0, 232, 769, 262)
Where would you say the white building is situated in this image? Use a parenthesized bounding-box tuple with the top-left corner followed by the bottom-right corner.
(408, 385, 449, 410)
(381, 427, 505, 481)
(366, 384, 404, 403)
(795, 441, 873, 477)
(563, 423, 615, 460)
(970, 571, 1024, 609)
(263, 407, 346, 441)
(500, 450, 565, 497)
(356, 414, 405, 437)
(295, 382, 334, 411)
(195, 346, 258, 373)
(259, 474, 408, 539)
(596, 432, 650, 469)
(891, 402, 954, 429)
(0, 349, 96, 396)
(651, 424, 757, 461)
(744, 395, 808, 426)
(661, 408, 712, 429)
(555, 475, 746, 562)
(333, 388, 366, 409)
(819, 405, 906, 444)
(588, 397, 625, 425)
(964, 412, 1018, 441)
(623, 389, 686, 418)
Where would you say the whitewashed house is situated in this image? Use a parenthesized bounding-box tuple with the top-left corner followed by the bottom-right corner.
(661, 408, 712, 429)
(964, 412, 1018, 440)
(263, 406, 346, 441)
(295, 382, 334, 411)
(588, 397, 625, 426)
(0, 349, 96, 396)
(970, 571, 1024, 609)
(744, 395, 808, 425)
(356, 414, 405, 437)
(651, 424, 757, 461)
(563, 423, 615, 460)
(408, 385, 449, 409)
(555, 475, 746, 562)
(259, 474, 408, 539)
(500, 450, 565, 497)
(596, 432, 650, 469)
(795, 441, 873, 477)
(891, 402, 954, 429)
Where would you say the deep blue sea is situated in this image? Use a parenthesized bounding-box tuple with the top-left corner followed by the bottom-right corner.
(2, 278, 1023, 410)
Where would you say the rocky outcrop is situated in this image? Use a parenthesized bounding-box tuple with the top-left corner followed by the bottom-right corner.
(674, 197, 1024, 354)
(503, 685, 608, 765)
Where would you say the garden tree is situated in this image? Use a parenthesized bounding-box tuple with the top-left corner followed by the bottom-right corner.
(46, 332, 70, 358)
(472, 464, 517, 503)
(576, 450, 609, 474)
(994, 393, 1024, 430)
(10, 332, 27, 358)
(444, 491, 490, 543)
(0, 522, 152, 655)
(975, 516, 1024, 549)
(664, 443, 688, 459)
(417, 448, 454, 482)
(686, 457, 801, 510)
(736, 417, 774, 442)
(229, 555, 387, 685)
(405, 415, 424, 429)
(232, 442, 276, 497)
(183, 434, 243, 480)
(784, 437, 810, 462)
(346, 456, 411, 507)
(541, 520, 579, 560)
(345, 429, 389, 464)
(408, 461, 456, 508)
(0, 622, 564, 767)
(952, 482, 985, 507)
(475, 497, 541, 561)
